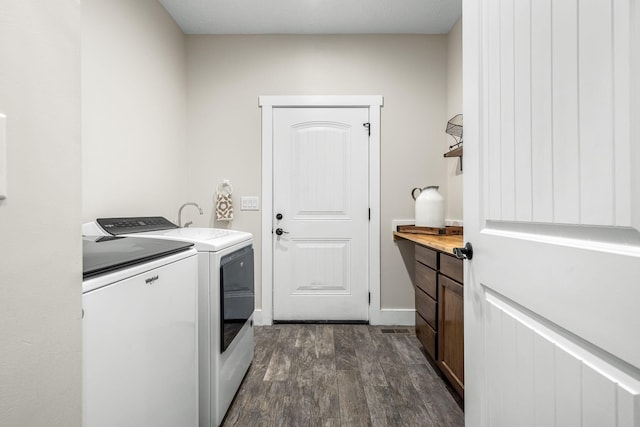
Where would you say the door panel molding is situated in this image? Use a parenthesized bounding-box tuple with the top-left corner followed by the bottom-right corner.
(291, 239, 350, 295)
(258, 95, 383, 325)
(484, 288, 640, 427)
(481, 0, 635, 228)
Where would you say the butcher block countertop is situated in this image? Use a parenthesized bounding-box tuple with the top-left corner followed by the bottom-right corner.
(393, 232, 464, 256)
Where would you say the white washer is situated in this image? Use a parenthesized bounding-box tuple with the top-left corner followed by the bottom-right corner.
(83, 218, 254, 427)
(82, 236, 199, 427)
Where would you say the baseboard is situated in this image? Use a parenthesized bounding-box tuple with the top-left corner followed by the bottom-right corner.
(253, 308, 414, 326)
(371, 309, 415, 326)
(252, 309, 263, 326)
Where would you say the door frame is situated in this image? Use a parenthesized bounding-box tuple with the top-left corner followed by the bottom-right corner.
(258, 95, 383, 325)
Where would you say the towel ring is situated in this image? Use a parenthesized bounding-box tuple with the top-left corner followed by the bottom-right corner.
(217, 180, 233, 195)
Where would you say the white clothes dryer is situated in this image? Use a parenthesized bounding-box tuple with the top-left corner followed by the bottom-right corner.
(83, 217, 254, 427)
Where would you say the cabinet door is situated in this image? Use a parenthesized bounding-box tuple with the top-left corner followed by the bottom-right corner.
(438, 274, 464, 397)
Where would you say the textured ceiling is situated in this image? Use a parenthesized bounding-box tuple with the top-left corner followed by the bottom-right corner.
(158, 0, 462, 35)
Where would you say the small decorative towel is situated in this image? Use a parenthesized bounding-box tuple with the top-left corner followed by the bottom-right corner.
(215, 180, 234, 221)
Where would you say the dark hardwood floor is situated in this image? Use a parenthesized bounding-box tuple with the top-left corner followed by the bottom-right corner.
(222, 324, 464, 427)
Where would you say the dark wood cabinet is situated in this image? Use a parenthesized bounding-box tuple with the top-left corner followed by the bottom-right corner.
(440, 252, 463, 283)
(413, 243, 464, 398)
(415, 261, 437, 297)
(415, 286, 437, 333)
(415, 313, 437, 360)
(415, 244, 437, 269)
(414, 246, 438, 359)
(438, 268, 464, 397)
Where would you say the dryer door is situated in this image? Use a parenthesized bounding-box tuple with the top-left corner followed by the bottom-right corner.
(220, 246, 254, 352)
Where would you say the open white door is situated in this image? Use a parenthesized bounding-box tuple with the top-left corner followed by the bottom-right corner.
(464, 0, 640, 426)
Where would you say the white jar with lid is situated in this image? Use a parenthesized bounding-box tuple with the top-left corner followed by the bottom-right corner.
(411, 186, 445, 228)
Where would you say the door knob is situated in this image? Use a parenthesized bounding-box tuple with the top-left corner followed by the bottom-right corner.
(275, 228, 289, 236)
(453, 242, 473, 260)
(276, 213, 283, 220)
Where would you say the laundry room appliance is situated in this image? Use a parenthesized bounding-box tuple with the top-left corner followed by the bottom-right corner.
(82, 235, 198, 427)
(83, 217, 255, 427)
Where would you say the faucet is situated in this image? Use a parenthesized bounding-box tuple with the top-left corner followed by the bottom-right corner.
(178, 202, 203, 227)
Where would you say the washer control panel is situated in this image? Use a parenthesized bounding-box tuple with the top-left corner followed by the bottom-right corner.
(97, 217, 178, 235)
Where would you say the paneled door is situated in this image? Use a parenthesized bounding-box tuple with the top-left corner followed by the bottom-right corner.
(272, 107, 370, 321)
(464, 0, 640, 426)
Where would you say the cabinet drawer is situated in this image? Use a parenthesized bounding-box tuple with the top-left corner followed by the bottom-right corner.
(415, 261, 437, 299)
(415, 244, 437, 269)
(415, 313, 437, 359)
(440, 253, 463, 283)
(415, 287, 437, 329)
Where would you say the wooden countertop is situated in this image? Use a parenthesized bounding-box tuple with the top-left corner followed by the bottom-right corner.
(393, 232, 464, 255)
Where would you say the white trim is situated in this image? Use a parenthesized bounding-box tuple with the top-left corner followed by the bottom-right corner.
(373, 309, 416, 326)
(259, 95, 383, 108)
(0, 114, 6, 201)
(252, 309, 263, 326)
(259, 95, 383, 326)
(260, 100, 274, 325)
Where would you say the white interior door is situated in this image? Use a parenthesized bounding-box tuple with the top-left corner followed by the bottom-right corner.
(272, 107, 370, 321)
(464, 0, 640, 426)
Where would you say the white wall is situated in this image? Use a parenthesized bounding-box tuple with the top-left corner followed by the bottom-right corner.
(0, 2, 82, 426)
(82, 0, 187, 223)
(186, 35, 448, 312)
(446, 18, 463, 223)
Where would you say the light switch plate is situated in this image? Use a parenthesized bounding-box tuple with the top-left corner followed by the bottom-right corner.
(0, 114, 6, 200)
(241, 196, 259, 211)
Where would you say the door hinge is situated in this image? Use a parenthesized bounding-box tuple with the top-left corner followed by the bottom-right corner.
(368, 208, 371, 221)
(368, 292, 371, 305)
(363, 122, 371, 136)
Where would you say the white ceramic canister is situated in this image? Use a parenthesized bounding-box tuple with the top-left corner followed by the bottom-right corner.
(411, 186, 445, 228)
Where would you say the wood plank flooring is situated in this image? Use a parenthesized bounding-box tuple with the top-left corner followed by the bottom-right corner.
(222, 324, 464, 427)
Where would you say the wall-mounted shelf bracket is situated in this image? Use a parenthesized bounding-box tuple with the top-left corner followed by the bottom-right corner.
(444, 146, 463, 171)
